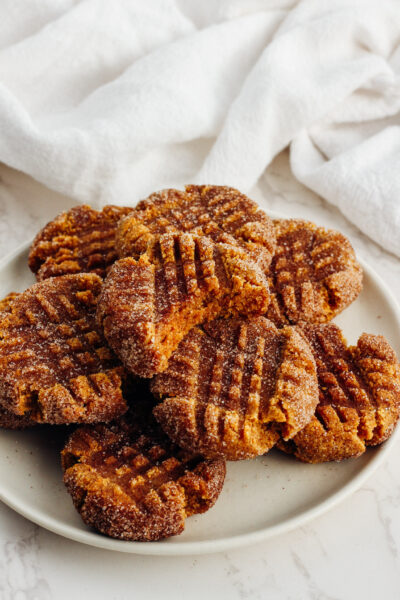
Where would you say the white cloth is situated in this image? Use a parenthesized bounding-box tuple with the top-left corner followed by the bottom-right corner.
(0, 0, 399, 255)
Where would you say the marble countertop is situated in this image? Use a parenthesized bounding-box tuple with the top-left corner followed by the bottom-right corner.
(0, 151, 399, 600)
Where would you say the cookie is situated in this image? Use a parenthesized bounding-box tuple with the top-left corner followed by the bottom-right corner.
(278, 323, 400, 462)
(97, 233, 270, 378)
(116, 185, 276, 271)
(266, 219, 362, 326)
(61, 401, 226, 541)
(0, 292, 36, 428)
(28, 205, 133, 281)
(0, 273, 128, 424)
(152, 316, 318, 460)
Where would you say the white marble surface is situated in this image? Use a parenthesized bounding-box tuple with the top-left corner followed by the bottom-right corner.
(0, 151, 400, 599)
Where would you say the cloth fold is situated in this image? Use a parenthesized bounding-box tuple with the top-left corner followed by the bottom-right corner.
(0, 0, 399, 255)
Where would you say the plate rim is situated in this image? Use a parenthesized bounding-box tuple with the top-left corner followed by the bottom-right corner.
(0, 230, 399, 556)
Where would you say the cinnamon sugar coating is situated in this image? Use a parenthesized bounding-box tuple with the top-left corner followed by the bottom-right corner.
(0, 292, 36, 428)
(116, 185, 276, 271)
(152, 316, 318, 460)
(62, 402, 226, 541)
(0, 292, 20, 313)
(0, 405, 36, 429)
(278, 323, 400, 462)
(29, 205, 133, 281)
(97, 233, 270, 378)
(266, 220, 362, 325)
(0, 274, 128, 424)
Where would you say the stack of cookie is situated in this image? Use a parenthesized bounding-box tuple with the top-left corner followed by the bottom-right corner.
(1, 185, 399, 542)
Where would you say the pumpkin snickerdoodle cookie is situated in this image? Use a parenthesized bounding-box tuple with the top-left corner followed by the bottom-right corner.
(97, 232, 270, 378)
(151, 316, 318, 460)
(62, 400, 226, 541)
(116, 185, 276, 271)
(266, 219, 362, 326)
(0, 273, 128, 424)
(278, 322, 400, 462)
(0, 291, 36, 429)
(29, 205, 133, 281)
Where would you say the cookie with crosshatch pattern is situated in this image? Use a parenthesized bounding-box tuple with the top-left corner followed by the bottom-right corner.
(0, 291, 36, 428)
(0, 273, 128, 424)
(266, 219, 362, 326)
(97, 232, 270, 378)
(278, 322, 400, 462)
(61, 401, 226, 541)
(151, 316, 318, 460)
(115, 185, 276, 271)
(29, 205, 133, 281)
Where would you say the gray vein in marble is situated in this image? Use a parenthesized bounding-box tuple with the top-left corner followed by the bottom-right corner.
(222, 553, 265, 600)
(298, 525, 328, 558)
(290, 552, 341, 600)
(357, 487, 398, 559)
(1, 525, 51, 600)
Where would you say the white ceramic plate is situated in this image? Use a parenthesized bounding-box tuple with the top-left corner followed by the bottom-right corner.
(0, 229, 399, 556)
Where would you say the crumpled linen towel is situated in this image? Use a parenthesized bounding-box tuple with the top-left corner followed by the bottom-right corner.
(0, 0, 399, 255)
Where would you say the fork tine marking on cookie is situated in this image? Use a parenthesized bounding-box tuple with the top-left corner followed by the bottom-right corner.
(152, 316, 319, 460)
(62, 402, 226, 541)
(116, 185, 276, 271)
(29, 205, 134, 280)
(97, 233, 270, 378)
(266, 220, 363, 326)
(0, 274, 128, 424)
(278, 323, 400, 462)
